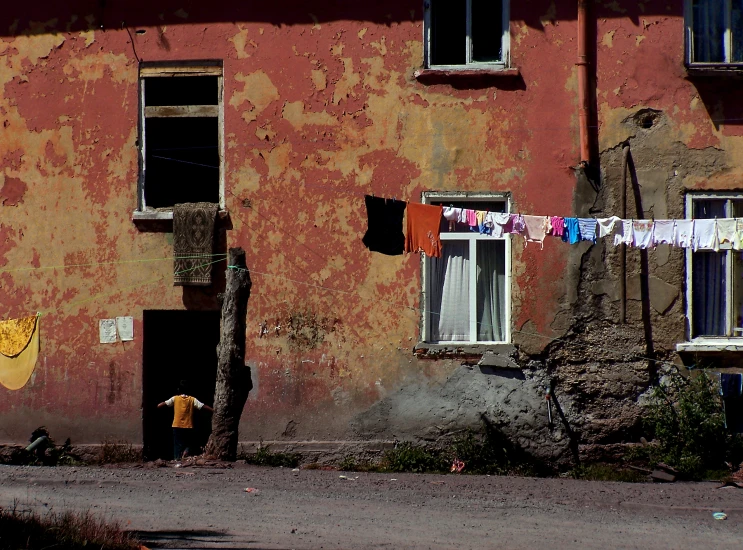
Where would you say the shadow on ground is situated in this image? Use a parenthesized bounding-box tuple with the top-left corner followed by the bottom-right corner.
(132, 529, 282, 549)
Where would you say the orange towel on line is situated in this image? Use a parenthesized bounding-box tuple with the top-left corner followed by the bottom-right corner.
(405, 203, 443, 258)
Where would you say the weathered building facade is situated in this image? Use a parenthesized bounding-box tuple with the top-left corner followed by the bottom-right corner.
(1, 1, 742, 463)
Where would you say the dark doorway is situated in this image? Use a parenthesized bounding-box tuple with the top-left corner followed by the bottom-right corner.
(142, 310, 220, 460)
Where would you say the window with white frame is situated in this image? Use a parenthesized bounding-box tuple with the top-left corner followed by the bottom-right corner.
(138, 62, 224, 210)
(686, 0, 743, 64)
(687, 194, 743, 339)
(422, 194, 510, 344)
(424, 0, 510, 68)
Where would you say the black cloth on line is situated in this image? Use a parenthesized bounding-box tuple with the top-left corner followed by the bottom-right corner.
(362, 195, 406, 256)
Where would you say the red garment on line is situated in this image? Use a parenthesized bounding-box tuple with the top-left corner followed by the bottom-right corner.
(405, 203, 443, 258)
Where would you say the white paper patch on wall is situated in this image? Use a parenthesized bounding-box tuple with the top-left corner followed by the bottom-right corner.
(99, 319, 117, 344)
(116, 316, 134, 341)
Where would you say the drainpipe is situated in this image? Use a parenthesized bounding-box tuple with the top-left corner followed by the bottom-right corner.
(577, 0, 591, 165)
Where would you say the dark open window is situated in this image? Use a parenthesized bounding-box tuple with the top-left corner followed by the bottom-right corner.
(426, 0, 509, 68)
(139, 63, 223, 210)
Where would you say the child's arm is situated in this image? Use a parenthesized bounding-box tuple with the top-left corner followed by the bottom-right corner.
(202, 404, 214, 413)
(157, 397, 175, 408)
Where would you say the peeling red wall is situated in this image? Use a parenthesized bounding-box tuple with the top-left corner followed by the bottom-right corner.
(1, 1, 741, 446)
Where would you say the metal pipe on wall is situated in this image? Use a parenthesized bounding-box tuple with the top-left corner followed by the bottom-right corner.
(577, 0, 591, 164)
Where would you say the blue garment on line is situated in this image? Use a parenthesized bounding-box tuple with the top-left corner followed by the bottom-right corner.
(561, 218, 581, 244)
(578, 218, 597, 243)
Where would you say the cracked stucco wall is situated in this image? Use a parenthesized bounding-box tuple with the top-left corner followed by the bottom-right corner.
(0, 2, 740, 463)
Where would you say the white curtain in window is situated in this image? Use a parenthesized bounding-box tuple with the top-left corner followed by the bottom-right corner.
(477, 240, 506, 341)
(429, 241, 470, 341)
(693, 0, 726, 62)
(693, 251, 726, 336)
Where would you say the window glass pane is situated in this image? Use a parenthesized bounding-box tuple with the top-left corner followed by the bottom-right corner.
(693, 251, 727, 336)
(692, 0, 726, 63)
(693, 198, 726, 219)
(428, 241, 470, 341)
(144, 76, 219, 106)
(476, 240, 506, 341)
(431, 0, 466, 65)
(733, 3, 743, 62)
(144, 117, 220, 207)
(471, 0, 503, 62)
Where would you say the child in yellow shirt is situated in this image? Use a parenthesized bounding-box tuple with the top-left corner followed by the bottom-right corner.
(157, 380, 213, 460)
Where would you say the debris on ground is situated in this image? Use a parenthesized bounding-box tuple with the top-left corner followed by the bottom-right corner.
(712, 512, 727, 520)
(244, 487, 259, 494)
(451, 459, 465, 473)
(651, 463, 678, 483)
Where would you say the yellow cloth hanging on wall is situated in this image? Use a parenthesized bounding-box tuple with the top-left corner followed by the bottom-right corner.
(0, 315, 37, 356)
(0, 315, 40, 390)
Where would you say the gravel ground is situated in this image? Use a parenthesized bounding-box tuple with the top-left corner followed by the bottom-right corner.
(1, 464, 742, 549)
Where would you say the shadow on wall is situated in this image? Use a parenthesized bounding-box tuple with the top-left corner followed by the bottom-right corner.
(690, 78, 743, 130)
(2, 0, 685, 38)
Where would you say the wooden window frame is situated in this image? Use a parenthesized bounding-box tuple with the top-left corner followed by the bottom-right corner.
(423, 0, 511, 70)
(684, 192, 743, 344)
(420, 191, 512, 345)
(684, 0, 743, 68)
(135, 61, 225, 219)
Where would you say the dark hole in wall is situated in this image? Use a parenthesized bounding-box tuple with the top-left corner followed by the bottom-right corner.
(144, 76, 218, 106)
(142, 310, 220, 461)
(631, 108, 662, 129)
(144, 117, 219, 208)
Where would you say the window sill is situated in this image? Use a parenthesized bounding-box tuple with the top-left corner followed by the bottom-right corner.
(414, 67, 521, 84)
(132, 208, 231, 232)
(414, 342, 518, 365)
(685, 64, 743, 78)
(676, 339, 743, 353)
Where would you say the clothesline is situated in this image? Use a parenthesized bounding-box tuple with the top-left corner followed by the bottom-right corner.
(362, 195, 743, 257)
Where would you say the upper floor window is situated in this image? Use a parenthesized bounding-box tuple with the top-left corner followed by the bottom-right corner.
(138, 61, 224, 211)
(424, 0, 510, 69)
(686, 193, 743, 339)
(421, 193, 511, 344)
(686, 0, 743, 65)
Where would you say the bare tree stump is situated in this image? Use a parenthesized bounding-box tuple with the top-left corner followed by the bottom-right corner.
(205, 247, 252, 461)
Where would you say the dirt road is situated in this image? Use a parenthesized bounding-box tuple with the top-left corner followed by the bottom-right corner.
(1, 464, 742, 549)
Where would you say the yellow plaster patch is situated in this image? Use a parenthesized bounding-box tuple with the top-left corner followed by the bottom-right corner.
(514, 22, 529, 45)
(602, 30, 615, 48)
(8, 33, 65, 66)
(282, 101, 337, 130)
(331, 43, 344, 56)
(311, 69, 327, 91)
(230, 27, 251, 59)
(230, 71, 280, 124)
(332, 57, 360, 105)
(255, 124, 277, 141)
(309, 14, 321, 30)
(63, 53, 131, 84)
(371, 37, 387, 56)
(636, 35, 646, 46)
(79, 30, 95, 48)
(358, 28, 367, 39)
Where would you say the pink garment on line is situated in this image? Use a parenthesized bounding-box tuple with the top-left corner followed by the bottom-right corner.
(549, 217, 565, 237)
(465, 209, 477, 227)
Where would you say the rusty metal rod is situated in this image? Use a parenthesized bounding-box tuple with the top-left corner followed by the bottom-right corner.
(620, 144, 629, 324)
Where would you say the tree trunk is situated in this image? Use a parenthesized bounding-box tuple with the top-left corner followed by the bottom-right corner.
(206, 247, 253, 461)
